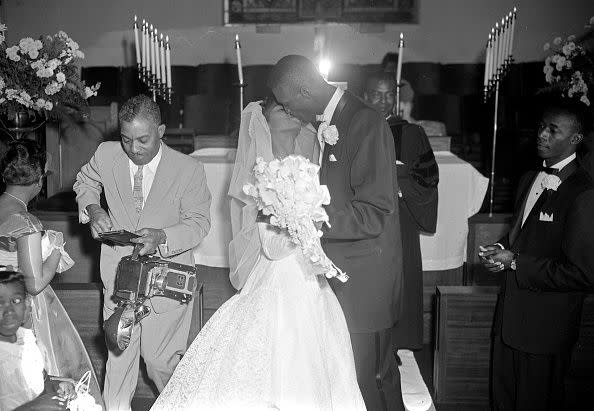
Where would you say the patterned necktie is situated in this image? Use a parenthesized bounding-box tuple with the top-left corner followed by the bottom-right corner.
(133, 165, 144, 214)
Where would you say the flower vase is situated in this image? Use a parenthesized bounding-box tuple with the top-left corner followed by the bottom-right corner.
(0, 109, 46, 140)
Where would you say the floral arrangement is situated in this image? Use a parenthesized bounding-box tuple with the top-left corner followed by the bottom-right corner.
(243, 155, 348, 282)
(0, 25, 100, 122)
(542, 17, 594, 106)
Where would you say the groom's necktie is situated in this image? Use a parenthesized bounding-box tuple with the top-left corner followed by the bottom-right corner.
(133, 165, 144, 214)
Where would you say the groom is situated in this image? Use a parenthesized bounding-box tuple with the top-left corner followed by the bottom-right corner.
(268, 55, 404, 411)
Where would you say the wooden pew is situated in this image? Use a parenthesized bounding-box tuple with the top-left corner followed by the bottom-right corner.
(433, 286, 594, 408)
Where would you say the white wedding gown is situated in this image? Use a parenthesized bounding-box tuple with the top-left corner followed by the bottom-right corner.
(152, 223, 366, 411)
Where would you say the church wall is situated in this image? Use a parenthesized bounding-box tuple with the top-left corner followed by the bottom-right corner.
(2, 0, 592, 67)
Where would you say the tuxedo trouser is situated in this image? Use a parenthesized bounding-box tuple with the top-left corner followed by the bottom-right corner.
(102, 300, 193, 411)
(491, 333, 569, 411)
(351, 329, 405, 411)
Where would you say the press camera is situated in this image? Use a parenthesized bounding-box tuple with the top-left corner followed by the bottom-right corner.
(114, 255, 197, 304)
(104, 247, 198, 351)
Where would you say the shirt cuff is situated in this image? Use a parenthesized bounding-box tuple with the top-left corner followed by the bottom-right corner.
(494, 243, 505, 250)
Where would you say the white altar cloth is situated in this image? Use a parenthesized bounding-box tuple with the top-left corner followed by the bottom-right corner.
(191, 149, 488, 272)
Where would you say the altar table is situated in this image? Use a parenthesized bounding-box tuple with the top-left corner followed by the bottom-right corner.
(191, 148, 488, 273)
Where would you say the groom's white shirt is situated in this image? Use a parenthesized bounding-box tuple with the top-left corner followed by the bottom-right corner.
(316, 86, 344, 166)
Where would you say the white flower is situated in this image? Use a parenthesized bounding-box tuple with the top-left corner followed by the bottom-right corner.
(553, 37, 562, 46)
(0, 77, 5, 91)
(590, 16, 594, 25)
(543, 42, 550, 51)
(47, 59, 60, 71)
(0, 97, 5, 104)
(567, 35, 576, 42)
(6, 46, 20, 61)
(36, 68, 54, 78)
(317, 122, 339, 145)
(555, 56, 567, 71)
(581, 95, 591, 106)
(541, 174, 562, 191)
(45, 81, 63, 95)
(0, 33, 5, 44)
(562, 42, 576, 56)
(85, 80, 102, 100)
(0, 23, 6, 32)
(56, 72, 66, 83)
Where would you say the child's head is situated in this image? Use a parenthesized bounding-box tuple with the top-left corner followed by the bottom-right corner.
(0, 271, 27, 343)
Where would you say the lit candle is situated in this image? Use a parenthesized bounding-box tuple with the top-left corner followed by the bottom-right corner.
(484, 34, 492, 87)
(493, 22, 500, 76)
(396, 32, 404, 86)
(160, 33, 166, 86)
(150, 25, 156, 77)
(490, 27, 496, 82)
(498, 18, 505, 71)
(509, 8, 517, 60)
(142, 20, 147, 70)
(166, 36, 172, 88)
(134, 15, 140, 65)
(155, 29, 161, 81)
(234, 34, 244, 85)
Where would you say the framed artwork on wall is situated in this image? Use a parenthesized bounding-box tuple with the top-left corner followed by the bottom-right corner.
(224, 0, 418, 24)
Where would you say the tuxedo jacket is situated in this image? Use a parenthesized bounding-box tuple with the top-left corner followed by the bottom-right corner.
(495, 160, 594, 354)
(74, 142, 211, 312)
(320, 91, 403, 333)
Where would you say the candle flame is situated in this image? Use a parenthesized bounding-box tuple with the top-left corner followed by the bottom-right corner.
(135, 15, 137, 22)
(160, 33, 163, 40)
(400, 32, 403, 39)
(150, 24, 153, 30)
(143, 18, 145, 24)
(166, 35, 169, 42)
(513, 6, 517, 13)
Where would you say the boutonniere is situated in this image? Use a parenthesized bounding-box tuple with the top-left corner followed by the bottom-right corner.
(329, 154, 337, 162)
(541, 174, 562, 191)
(317, 122, 339, 146)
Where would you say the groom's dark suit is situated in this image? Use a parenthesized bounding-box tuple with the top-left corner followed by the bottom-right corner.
(320, 90, 404, 411)
(491, 159, 594, 410)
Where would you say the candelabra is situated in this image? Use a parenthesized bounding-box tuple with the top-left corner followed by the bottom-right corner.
(134, 16, 172, 104)
(483, 7, 517, 217)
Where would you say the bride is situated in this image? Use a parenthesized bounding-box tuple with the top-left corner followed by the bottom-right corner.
(151, 98, 366, 410)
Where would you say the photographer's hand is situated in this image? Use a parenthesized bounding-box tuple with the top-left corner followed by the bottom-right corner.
(131, 228, 167, 256)
(87, 204, 113, 239)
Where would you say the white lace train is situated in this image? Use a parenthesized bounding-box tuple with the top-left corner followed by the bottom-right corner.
(152, 228, 366, 411)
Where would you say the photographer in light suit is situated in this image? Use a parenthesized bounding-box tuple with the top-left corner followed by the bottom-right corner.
(74, 95, 211, 411)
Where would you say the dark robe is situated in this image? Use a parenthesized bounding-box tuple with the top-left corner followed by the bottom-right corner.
(388, 118, 439, 350)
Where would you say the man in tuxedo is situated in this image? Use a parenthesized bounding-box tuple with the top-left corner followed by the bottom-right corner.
(268, 55, 404, 411)
(364, 71, 439, 351)
(74, 95, 211, 410)
(480, 99, 594, 410)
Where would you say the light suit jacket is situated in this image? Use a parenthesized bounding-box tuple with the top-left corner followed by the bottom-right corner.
(74, 141, 211, 312)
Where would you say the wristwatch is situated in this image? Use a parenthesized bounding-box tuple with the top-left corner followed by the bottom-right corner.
(510, 253, 519, 270)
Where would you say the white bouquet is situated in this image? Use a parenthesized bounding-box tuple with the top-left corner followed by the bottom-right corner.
(243, 155, 348, 282)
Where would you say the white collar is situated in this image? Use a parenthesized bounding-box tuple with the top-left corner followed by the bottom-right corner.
(543, 153, 576, 171)
(316, 87, 344, 123)
(129, 143, 163, 174)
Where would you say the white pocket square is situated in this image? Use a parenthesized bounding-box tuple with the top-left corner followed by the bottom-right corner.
(329, 154, 337, 162)
(539, 212, 554, 222)
(396, 160, 405, 165)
